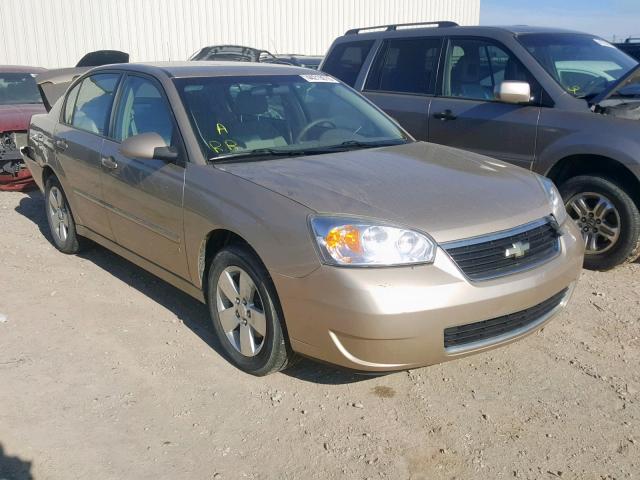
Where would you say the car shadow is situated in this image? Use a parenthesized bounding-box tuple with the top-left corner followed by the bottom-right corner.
(0, 443, 33, 480)
(13, 191, 376, 385)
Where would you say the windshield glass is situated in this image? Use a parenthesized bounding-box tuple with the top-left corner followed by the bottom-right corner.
(173, 74, 408, 161)
(519, 33, 638, 99)
(0, 72, 42, 105)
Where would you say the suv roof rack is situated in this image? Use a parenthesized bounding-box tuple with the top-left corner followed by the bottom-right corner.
(625, 37, 640, 43)
(345, 21, 459, 35)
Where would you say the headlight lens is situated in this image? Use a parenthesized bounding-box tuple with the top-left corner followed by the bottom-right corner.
(310, 216, 436, 266)
(538, 176, 567, 224)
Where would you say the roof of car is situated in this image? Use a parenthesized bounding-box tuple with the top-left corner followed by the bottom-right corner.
(93, 61, 316, 78)
(338, 24, 588, 39)
(0, 65, 47, 74)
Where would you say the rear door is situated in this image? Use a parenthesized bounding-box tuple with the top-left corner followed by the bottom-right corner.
(54, 72, 121, 237)
(428, 37, 541, 170)
(363, 36, 443, 140)
(100, 74, 189, 278)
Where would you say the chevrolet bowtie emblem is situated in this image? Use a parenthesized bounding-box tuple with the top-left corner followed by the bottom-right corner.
(505, 241, 530, 259)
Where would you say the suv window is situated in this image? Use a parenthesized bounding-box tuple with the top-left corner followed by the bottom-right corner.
(443, 38, 536, 101)
(71, 73, 120, 135)
(113, 75, 174, 145)
(322, 40, 374, 87)
(365, 37, 442, 95)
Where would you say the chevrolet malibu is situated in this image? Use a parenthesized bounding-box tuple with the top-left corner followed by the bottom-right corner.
(22, 62, 583, 375)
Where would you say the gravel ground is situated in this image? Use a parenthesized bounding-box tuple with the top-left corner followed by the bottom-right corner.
(1, 189, 639, 480)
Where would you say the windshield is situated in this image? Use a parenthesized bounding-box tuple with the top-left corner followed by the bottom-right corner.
(519, 33, 638, 99)
(0, 72, 42, 105)
(173, 74, 409, 161)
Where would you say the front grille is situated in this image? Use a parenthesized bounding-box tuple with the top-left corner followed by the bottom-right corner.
(443, 219, 560, 281)
(444, 288, 568, 350)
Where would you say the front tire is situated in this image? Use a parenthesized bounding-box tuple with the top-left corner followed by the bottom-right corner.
(560, 175, 640, 270)
(44, 176, 86, 254)
(206, 245, 293, 376)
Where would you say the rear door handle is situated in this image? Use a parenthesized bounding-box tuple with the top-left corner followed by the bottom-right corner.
(54, 139, 68, 151)
(433, 109, 457, 121)
(101, 156, 118, 170)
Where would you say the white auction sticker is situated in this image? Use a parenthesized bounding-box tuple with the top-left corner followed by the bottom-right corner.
(300, 74, 339, 83)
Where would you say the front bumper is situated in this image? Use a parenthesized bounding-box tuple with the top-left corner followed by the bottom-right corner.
(273, 220, 583, 372)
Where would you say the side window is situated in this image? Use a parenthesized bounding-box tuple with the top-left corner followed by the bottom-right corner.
(71, 73, 120, 135)
(365, 37, 442, 95)
(443, 38, 537, 101)
(63, 82, 81, 124)
(113, 76, 174, 146)
(322, 40, 374, 87)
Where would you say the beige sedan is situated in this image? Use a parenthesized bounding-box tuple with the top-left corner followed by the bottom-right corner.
(22, 62, 583, 375)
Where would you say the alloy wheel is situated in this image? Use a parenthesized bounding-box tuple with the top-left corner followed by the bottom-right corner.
(215, 266, 267, 357)
(566, 192, 621, 255)
(48, 186, 70, 243)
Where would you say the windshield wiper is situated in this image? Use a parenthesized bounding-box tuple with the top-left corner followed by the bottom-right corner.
(211, 148, 308, 163)
(323, 139, 410, 150)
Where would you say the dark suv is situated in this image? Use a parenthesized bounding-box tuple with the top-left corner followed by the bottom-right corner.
(321, 22, 640, 270)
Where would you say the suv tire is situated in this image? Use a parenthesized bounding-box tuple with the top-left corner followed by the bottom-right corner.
(206, 245, 293, 376)
(559, 175, 640, 270)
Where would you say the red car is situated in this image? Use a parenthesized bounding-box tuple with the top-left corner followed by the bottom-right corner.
(0, 66, 46, 191)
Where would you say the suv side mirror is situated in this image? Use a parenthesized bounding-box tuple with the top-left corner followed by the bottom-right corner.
(119, 132, 178, 162)
(495, 81, 531, 104)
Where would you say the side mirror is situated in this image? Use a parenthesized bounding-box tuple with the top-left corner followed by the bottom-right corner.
(494, 81, 531, 104)
(119, 132, 178, 162)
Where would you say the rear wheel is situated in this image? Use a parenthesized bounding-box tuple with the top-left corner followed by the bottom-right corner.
(206, 245, 293, 376)
(44, 176, 86, 254)
(560, 175, 640, 270)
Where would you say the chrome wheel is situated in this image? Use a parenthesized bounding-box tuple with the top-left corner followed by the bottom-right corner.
(566, 192, 621, 255)
(216, 266, 266, 357)
(48, 186, 70, 243)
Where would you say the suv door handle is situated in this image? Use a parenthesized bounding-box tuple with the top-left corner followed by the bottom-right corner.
(54, 139, 68, 151)
(433, 109, 457, 121)
(101, 156, 118, 170)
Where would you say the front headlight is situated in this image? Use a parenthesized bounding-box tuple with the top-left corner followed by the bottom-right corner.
(537, 176, 567, 224)
(310, 216, 436, 266)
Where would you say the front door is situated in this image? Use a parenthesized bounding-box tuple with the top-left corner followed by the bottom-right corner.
(100, 74, 189, 278)
(54, 73, 121, 237)
(428, 37, 541, 170)
(363, 36, 443, 140)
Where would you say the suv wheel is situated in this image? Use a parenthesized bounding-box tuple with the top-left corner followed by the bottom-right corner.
(44, 176, 86, 254)
(206, 245, 293, 376)
(560, 175, 640, 270)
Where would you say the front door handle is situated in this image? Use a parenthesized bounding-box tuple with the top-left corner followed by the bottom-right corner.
(433, 109, 457, 121)
(101, 156, 118, 170)
(54, 139, 68, 151)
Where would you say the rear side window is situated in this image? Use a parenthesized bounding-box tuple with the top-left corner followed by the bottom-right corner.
(365, 37, 442, 95)
(71, 73, 120, 135)
(63, 82, 81, 124)
(322, 40, 374, 86)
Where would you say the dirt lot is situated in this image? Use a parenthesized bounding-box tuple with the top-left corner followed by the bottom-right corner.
(0, 189, 639, 480)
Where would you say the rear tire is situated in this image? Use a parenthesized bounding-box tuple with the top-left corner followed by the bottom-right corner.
(206, 245, 293, 376)
(44, 176, 86, 254)
(559, 175, 640, 270)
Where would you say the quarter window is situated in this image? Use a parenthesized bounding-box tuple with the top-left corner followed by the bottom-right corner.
(71, 73, 120, 135)
(63, 82, 81, 124)
(366, 37, 442, 95)
(322, 40, 374, 87)
(443, 39, 537, 101)
(113, 76, 174, 145)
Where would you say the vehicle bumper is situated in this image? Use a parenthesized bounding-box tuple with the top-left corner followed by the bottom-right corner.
(20, 146, 44, 191)
(273, 220, 584, 372)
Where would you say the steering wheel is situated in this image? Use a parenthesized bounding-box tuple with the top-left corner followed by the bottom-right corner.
(296, 118, 337, 143)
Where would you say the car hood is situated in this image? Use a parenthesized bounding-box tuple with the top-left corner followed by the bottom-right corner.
(591, 64, 640, 105)
(218, 142, 553, 243)
(0, 104, 45, 132)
